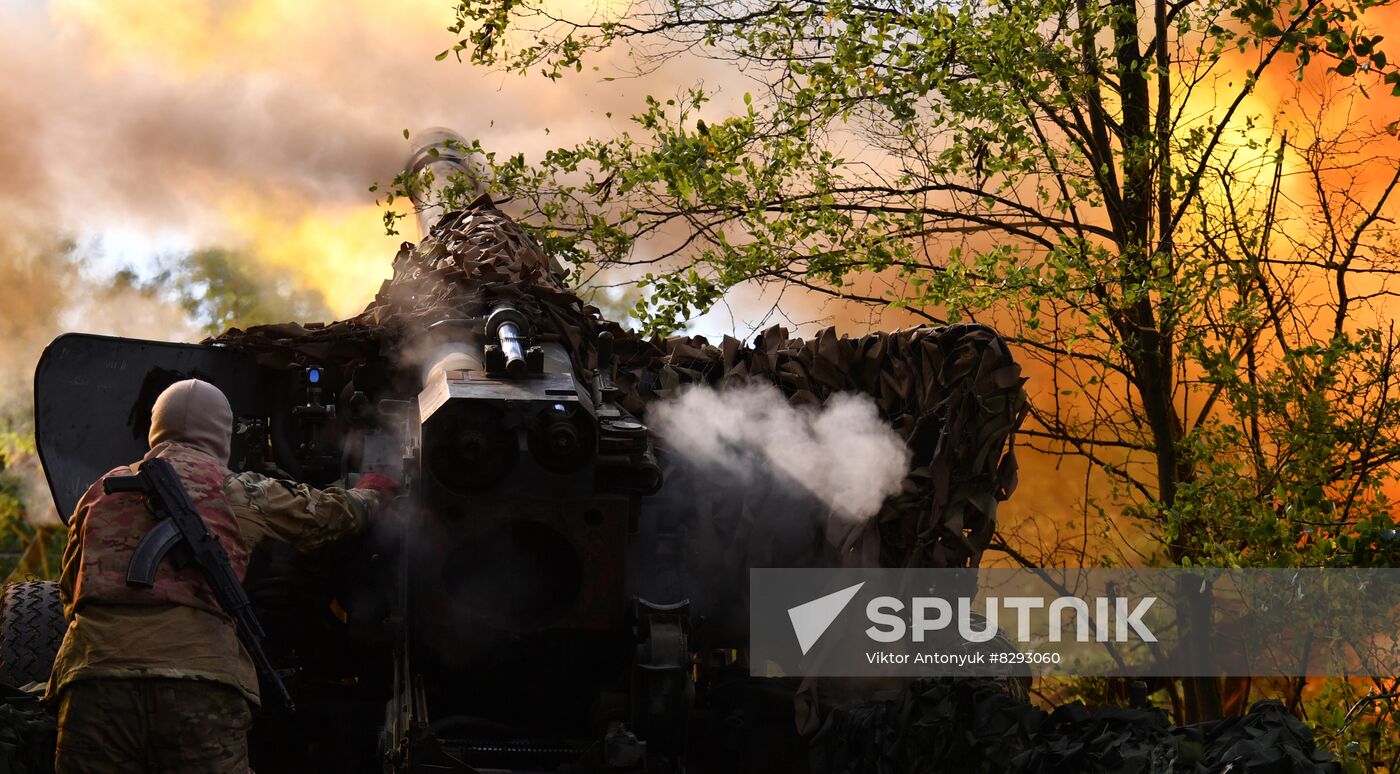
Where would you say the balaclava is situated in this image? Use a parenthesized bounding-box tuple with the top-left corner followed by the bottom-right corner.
(148, 379, 234, 464)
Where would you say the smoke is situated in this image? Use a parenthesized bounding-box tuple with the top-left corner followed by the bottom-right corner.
(648, 383, 910, 523)
(631, 383, 911, 645)
(0, 228, 199, 525)
(0, 0, 747, 321)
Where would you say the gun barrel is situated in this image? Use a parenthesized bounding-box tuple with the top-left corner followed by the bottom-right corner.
(405, 128, 483, 237)
(496, 321, 527, 378)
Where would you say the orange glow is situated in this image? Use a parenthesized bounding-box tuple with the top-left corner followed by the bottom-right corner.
(50, 0, 447, 75)
(52, 0, 633, 78)
(219, 192, 401, 318)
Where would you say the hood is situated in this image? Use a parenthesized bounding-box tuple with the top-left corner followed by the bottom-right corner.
(148, 379, 233, 464)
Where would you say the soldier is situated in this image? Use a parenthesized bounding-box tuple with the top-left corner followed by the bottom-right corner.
(46, 378, 398, 773)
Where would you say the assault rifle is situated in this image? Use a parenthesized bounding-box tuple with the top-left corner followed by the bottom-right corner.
(104, 458, 295, 711)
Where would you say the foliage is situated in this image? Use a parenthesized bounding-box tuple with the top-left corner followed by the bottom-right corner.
(0, 428, 63, 581)
(154, 247, 332, 336)
(1308, 677, 1400, 772)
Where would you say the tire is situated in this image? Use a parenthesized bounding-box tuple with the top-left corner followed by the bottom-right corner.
(0, 581, 67, 688)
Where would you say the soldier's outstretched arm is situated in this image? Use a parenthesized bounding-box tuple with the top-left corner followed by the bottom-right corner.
(225, 472, 396, 551)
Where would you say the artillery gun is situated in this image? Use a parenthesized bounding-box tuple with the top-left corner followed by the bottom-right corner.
(2, 149, 1029, 772)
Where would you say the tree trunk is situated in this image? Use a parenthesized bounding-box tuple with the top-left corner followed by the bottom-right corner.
(1112, 0, 1222, 722)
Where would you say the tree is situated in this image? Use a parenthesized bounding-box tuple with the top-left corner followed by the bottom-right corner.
(0, 429, 64, 581)
(157, 247, 333, 336)
(419, 0, 1400, 737)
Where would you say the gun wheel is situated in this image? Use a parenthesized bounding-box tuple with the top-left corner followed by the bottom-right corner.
(0, 581, 66, 689)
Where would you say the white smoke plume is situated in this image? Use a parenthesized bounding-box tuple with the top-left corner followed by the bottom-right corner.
(648, 383, 911, 523)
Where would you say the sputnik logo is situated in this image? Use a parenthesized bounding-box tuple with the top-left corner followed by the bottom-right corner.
(787, 582, 865, 655)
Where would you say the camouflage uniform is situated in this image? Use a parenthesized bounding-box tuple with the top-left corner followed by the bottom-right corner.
(52, 679, 251, 774)
(48, 436, 383, 773)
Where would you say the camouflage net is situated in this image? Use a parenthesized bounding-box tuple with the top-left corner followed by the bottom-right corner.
(809, 678, 1341, 774)
(211, 196, 1029, 570)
